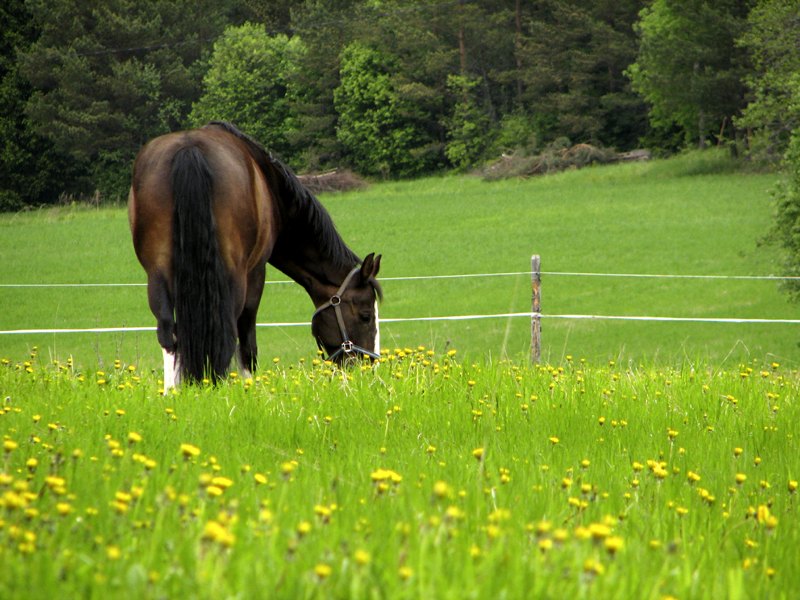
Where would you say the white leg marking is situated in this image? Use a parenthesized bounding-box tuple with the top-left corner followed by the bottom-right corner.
(237, 347, 253, 380)
(162, 348, 179, 395)
(374, 300, 381, 356)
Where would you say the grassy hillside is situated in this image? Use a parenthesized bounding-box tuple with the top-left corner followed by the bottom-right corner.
(0, 151, 796, 369)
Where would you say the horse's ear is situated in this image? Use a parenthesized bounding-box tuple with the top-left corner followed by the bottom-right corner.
(360, 253, 381, 281)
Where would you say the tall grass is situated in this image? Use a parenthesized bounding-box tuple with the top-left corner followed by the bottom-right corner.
(0, 350, 797, 598)
(0, 152, 796, 369)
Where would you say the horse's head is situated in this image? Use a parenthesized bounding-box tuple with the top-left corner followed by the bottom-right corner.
(311, 253, 382, 364)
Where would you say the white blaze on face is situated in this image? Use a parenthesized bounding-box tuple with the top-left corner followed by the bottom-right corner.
(373, 300, 381, 356)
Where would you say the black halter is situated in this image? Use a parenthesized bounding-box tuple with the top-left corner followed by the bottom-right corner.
(312, 265, 381, 362)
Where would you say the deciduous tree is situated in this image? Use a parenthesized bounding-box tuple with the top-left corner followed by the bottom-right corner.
(627, 0, 752, 148)
(334, 42, 434, 177)
(737, 0, 800, 161)
(190, 23, 305, 165)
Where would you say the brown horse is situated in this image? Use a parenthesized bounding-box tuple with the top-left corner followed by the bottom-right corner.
(128, 122, 382, 391)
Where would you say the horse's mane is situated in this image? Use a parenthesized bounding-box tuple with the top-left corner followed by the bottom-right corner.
(206, 121, 360, 275)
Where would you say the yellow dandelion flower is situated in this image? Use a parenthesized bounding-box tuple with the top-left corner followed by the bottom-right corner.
(314, 563, 332, 580)
(259, 508, 273, 524)
(445, 505, 466, 521)
(211, 476, 233, 489)
(588, 523, 612, 541)
(297, 521, 312, 537)
(206, 486, 223, 497)
(370, 468, 402, 484)
(281, 461, 298, 477)
(202, 520, 235, 547)
(55, 502, 73, 516)
(604, 536, 624, 555)
(111, 500, 129, 514)
(398, 566, 413, 581)
(432, 480, 450, 499)
(583, 559, 605, 576)
(652, 465, 668, 480)
(472, 447, 484, 460)
(354, 549, 371, 566)
(44, 475, 66, 490)
(180, 443, 200, 459)
(106, 545, 121, 560)
(553, 528, 569, 544)
(314, 504, 333, 523)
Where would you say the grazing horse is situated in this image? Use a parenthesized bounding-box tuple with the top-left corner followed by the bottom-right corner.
(128, 121, 382, 391)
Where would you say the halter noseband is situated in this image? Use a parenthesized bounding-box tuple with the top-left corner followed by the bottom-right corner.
(312, 265, 381, 362)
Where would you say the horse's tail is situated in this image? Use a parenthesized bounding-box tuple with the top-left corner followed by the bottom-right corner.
(171, 144, 236, 383)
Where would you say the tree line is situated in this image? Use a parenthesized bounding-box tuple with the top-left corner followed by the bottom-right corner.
(0, 0, 798, 211)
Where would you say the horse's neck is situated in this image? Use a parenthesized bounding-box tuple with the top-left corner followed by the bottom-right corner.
(266, 169, 358, 306)
(270, 252, 352, 308)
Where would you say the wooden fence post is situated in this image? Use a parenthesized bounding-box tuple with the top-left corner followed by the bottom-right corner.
(531, 255, 541, 364)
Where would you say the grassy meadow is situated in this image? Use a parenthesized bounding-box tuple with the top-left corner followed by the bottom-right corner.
(1, 152, 799, 599)
(0, 149, 797, 369)
(0, 349, 797, 598)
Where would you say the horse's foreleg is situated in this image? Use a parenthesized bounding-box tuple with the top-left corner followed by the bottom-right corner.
(148, 272, 179, 394)
(236, 265, 266, 379)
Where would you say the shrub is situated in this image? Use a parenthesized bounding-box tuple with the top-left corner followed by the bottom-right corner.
(768, 130, 800, 300)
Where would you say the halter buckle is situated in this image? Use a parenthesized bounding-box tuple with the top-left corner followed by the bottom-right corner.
(312, 264, 379, 362)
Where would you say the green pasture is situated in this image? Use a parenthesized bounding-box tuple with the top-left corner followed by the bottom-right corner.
(0, 150, 797, 369)
(0, 351, 797, 598)
(1, 152, 799, 598)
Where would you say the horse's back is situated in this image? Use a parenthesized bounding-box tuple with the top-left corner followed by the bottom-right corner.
(128, 127, 275, 278)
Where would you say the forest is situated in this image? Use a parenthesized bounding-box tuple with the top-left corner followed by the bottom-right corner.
(0, 0, 798, 210)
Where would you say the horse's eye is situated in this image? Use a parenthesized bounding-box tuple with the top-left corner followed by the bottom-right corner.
(359, 311, 372, 323)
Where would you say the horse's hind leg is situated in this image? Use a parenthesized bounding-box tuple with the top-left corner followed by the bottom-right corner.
(236, 264, 266, 378)
(148, 272, 180, 393)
